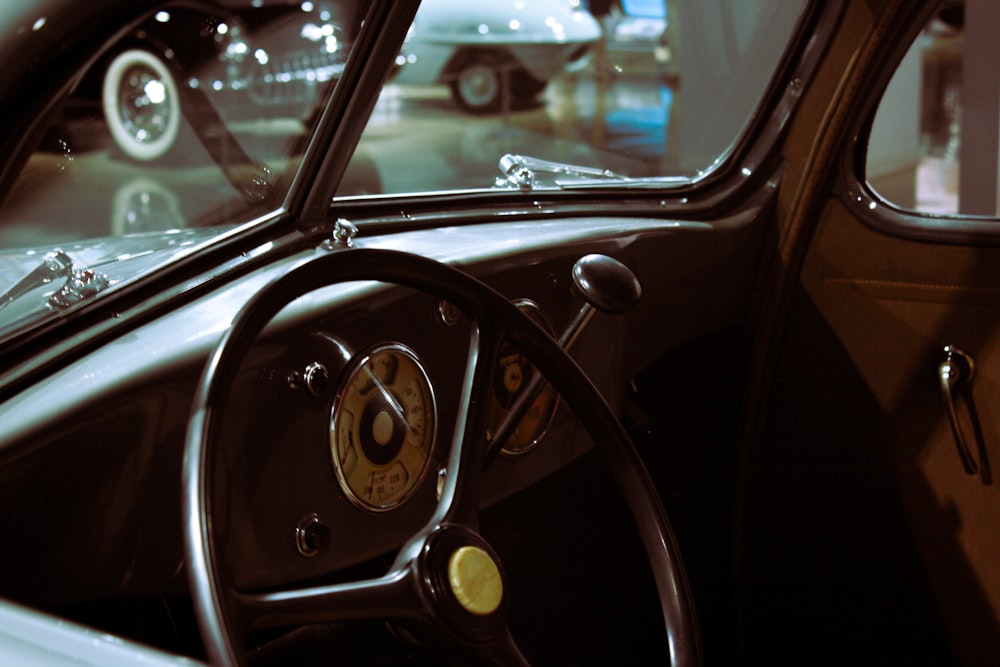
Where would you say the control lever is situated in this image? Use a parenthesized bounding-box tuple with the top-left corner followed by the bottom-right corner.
(486, 254, 640, 462)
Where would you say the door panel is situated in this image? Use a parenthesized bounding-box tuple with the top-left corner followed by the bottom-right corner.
(741, 197, 1000, 664)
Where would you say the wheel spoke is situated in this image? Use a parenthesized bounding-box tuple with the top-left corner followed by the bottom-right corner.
(433, 322, 501, 528)
(235, 568, 418, 634)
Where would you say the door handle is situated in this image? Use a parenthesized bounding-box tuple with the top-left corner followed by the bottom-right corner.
(938, 345, 979, 475)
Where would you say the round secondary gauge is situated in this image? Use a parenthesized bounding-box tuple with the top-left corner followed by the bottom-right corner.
(488, 300, 560, 455)
(330, 344, 436, 511)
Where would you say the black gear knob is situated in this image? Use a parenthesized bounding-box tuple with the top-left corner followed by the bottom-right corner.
(571, 254, 641, 315)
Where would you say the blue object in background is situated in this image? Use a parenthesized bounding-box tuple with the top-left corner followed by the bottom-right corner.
(621, 0, 666, 20)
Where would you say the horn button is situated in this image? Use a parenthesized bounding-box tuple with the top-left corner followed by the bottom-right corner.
(421, 528, 508, 640)
(448, 545, 503, 616)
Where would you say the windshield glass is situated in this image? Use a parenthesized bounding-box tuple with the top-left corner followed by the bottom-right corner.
(339, 0, 809, 197)
(0, 1, 362, 337)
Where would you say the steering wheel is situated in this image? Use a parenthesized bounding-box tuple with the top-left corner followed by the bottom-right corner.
(183, 247, 700, 666)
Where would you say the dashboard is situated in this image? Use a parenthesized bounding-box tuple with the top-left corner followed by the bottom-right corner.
(0, 230, 633, 606)
(213, 254, 620, 591)
(0, 202, 761, 666)
(0, 210, 758, 635)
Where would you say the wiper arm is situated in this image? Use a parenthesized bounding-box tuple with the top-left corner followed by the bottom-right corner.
(495, 153, 690, 191)
(0, 250, 109, 314)
(495, 153, 629, 191)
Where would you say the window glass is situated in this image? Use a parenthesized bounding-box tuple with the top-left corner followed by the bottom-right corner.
(867, 3, 976, 216)
(0, 1, 361, 339)
(0, 1, 360, 249)
(339, 0, 810, 198)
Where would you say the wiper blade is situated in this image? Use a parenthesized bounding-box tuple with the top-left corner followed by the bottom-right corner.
(495, 153, 690, 191)
(0, 250, 109, 314)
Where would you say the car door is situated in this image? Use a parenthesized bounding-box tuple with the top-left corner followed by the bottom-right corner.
(737, 1, 1000, 664)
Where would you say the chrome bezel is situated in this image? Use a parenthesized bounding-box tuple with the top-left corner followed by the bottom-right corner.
(329, 342, 437, 512)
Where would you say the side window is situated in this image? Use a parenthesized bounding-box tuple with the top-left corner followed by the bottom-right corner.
(867, 4, 975, 216)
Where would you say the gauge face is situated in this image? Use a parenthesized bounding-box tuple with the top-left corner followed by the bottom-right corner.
(330, 344, 436, 512)
(488, 301, 560, 455)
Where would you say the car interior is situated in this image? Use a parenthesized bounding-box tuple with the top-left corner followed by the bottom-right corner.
(0, 0, 997, 665)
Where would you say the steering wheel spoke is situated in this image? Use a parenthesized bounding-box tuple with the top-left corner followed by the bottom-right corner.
(235, 569, 419, 634)
(434, 323, 502, 528)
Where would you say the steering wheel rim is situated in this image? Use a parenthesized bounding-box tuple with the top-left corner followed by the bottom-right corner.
(183, 247, 700, 666)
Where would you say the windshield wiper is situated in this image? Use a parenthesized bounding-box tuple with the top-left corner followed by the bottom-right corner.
(496, 153, 628, 191)
(495, 153, 690, 191)
(0, 250, 110, 314)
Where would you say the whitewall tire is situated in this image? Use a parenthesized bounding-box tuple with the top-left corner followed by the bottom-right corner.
(102, 49, 182, 162)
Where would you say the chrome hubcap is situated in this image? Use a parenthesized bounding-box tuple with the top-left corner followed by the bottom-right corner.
(118, 65, 172, 144)
(458, 64, 499, 107)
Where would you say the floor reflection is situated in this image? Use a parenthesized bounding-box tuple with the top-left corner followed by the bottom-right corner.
(917, 156, 959, 214)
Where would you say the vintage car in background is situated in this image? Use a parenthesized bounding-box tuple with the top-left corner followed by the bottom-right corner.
(1, 0, 998, 665)
(393, 0, 601, 112)
(64, 0, 355, 161)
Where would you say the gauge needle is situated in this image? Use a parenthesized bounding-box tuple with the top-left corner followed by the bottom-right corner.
(363, 365, 415, 435)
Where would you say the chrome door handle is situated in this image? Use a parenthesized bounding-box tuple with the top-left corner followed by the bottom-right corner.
(938, 345, 979, 475)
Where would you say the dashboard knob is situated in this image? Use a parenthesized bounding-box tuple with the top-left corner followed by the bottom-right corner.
(289, 362, 331, 397)
(295, 514, 330, 557)
(571, 254, 641, 315)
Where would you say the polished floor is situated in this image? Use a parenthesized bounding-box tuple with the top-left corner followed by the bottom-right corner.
(916, 155, 959, 214)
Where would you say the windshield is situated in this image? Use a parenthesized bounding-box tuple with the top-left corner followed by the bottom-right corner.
(0, 0, 363, 337)
(339, 0, 809, 197)
(0, 0, 809, 338)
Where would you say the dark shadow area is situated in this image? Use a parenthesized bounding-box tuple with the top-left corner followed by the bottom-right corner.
(481, 449, 669, 666)
(625, 327, 752, 665)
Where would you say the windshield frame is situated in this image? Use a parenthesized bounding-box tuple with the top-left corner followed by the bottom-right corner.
(294, 0, 421, 230)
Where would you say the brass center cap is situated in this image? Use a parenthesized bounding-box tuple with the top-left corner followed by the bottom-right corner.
(447, 545, 503, 616)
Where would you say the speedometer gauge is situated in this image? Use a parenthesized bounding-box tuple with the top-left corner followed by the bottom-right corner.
(330, 344, 436, 512)
(488, 300, 560, 455)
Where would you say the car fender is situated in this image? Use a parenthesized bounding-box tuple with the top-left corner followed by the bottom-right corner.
(397, 0, 600, 85)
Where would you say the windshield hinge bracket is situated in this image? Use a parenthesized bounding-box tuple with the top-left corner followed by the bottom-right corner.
(321, 218, 359, 250)
(496, 154, 537, 191)
(48, 268, 111, 309)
